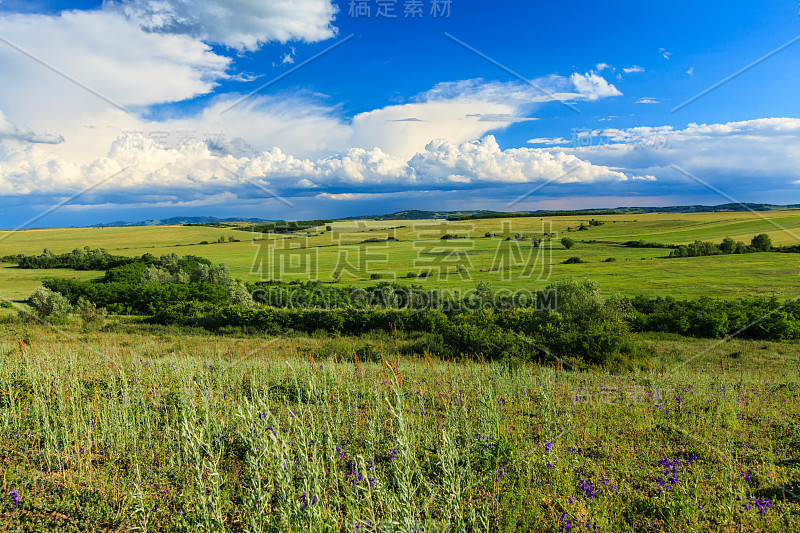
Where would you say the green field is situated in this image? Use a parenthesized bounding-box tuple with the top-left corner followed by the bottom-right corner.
(0, 323, 798, 531)
(2, 212, 800, 531)
(2, 210, 800, 301)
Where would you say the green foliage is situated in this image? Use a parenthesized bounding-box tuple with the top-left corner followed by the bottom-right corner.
(626, 295, 800, 340)
(75, 297, 107, 324)
(562, 257, 586, 264)
(42, 278, 230, 315)
(28, 286, 71, 319)
(751, 233, 772, 252)
(670, 240, 721, 258)
(17, 248, 137, 270)
(561, 237, 575, 249)
(353, 342, 382, 363)
(622, 240, 674, 249)
(720, 236, 736, 254)
(240, 220, 331, 234)
(666, 233, 776, 258)
(227, 281, 255, 308)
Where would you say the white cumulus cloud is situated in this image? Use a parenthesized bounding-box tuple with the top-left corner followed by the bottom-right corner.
(112, 0, 339, 51)
(570, 72, 623, 101)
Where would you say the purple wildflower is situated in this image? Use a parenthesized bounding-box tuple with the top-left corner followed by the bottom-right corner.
(577, 479, 600, 500)
(750, 497, 772, 516)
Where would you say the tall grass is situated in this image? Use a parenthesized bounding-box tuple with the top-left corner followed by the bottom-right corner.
(0, 323, 798, 531)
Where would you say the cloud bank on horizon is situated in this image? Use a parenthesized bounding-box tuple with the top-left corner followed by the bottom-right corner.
(0, 0, 799, 225)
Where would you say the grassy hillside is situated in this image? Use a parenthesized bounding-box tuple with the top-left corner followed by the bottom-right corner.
(0, 322, 797, 532)
(2, 210, 799, 301)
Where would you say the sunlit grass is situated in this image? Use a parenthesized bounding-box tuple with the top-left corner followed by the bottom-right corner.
(0, 322, 798, 531)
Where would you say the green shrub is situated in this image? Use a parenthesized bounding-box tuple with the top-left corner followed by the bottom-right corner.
(354, 343, 382, 363)
(751, 233, 772, 252)
(28, 287, 71, 319)
(76, 297, 107, 324)
(604, 257, 617, 262)
(562, 257, 586, 264)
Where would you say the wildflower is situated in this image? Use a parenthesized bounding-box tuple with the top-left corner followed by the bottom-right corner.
(10, 489, 19, 506)
(577, 479, 600, 500)
(545, 441, 553, 453)
(750, 497, 772, 516)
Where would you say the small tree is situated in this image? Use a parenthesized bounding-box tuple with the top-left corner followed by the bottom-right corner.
(720, 237, 736, 254)
(751, 233, 772, 252)
(227, 281, 255, 308)
(160, 253, 179, 272)
(140, 266, 175, 285)
(76, 297, 107, 324)
(561, 237, 575, 250)
(208, 263, 232, 285)
(29, 287, 71, 319)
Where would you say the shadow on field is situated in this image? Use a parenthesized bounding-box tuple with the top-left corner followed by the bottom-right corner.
(755, 480, 800, 503)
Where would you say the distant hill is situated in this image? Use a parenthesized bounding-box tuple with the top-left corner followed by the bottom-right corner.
(612, 203, 800, 214)
(87, 203, 800, 228)
(92, 216, 273, 227)
(341, 210, 501, 221)
(343, 203, 800, 221)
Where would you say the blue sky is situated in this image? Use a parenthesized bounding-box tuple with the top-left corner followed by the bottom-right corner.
(0, 0, 799, 226)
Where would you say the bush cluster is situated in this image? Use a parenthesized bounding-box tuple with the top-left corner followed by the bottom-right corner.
(625, 294, 800, 340)
(669, 234, 772, 258)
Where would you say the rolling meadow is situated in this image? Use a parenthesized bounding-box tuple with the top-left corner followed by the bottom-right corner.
(1, 211, 799, 532)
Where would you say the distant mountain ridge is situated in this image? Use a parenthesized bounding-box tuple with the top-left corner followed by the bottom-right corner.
(89, 203, 800, 227)
(343, 203, 800, 221)
(92, 216, 273, 227)
(612, 203, 800, 214)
